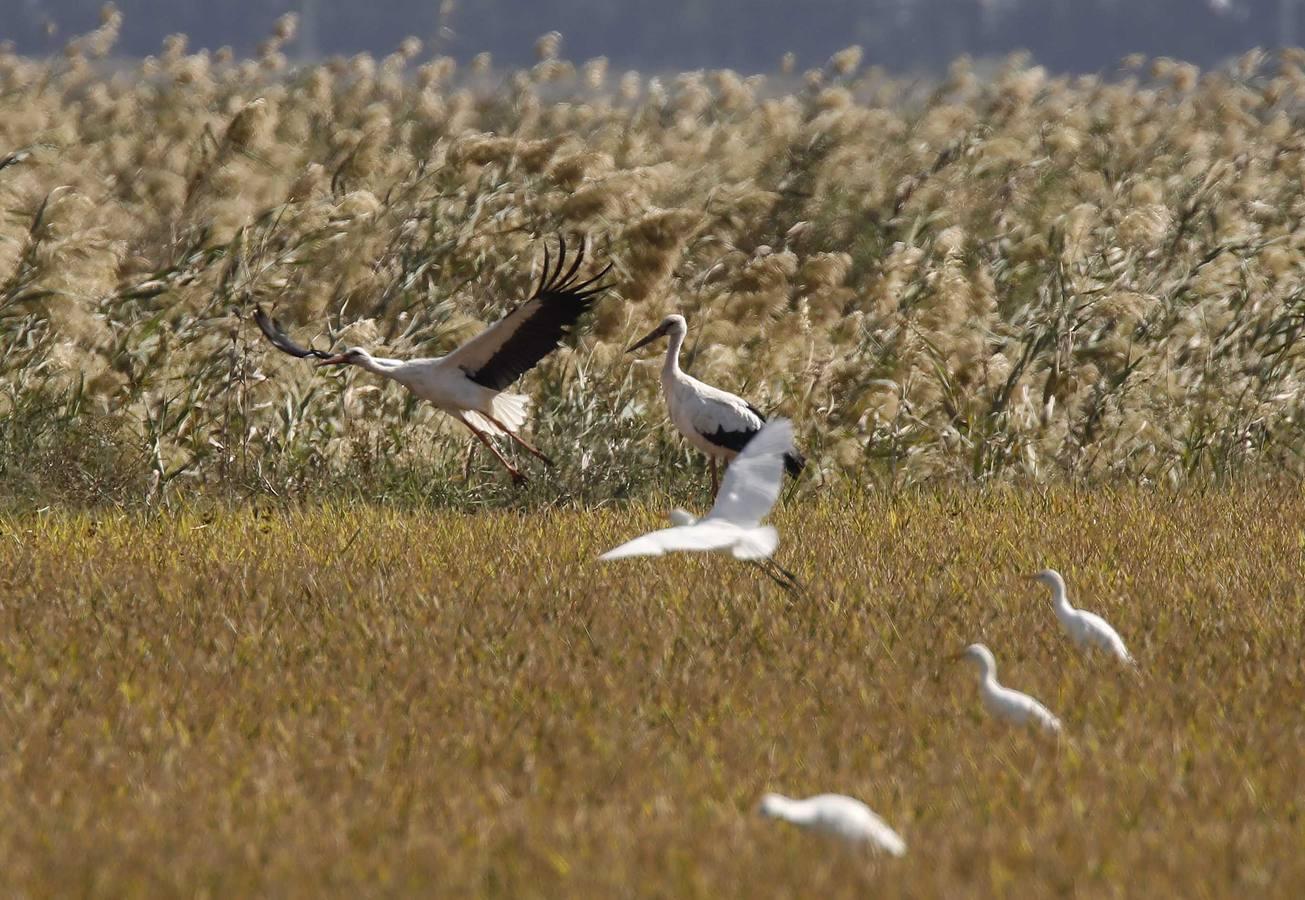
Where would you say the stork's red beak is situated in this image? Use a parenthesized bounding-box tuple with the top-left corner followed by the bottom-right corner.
(626, 324, 667, 353)
(316, 354, 350, 367)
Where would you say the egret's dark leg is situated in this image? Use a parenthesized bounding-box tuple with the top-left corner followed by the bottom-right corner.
(460, 418, 526, 484)
(484, 414, 554, 466)
(710, 457, 719, 496)
(750, 558, 805, 597)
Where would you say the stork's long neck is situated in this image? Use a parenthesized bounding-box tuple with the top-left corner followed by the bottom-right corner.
(663, 328, 685, 379)
(354, 352, 405, 378)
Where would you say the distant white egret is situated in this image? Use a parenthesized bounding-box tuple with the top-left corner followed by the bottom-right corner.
(255, 236, 612, 483)
(1031, 569, 1133, 664)
(956, 643, 1063, 733)
(758, 793, 906, 856)
(626, 314, 804, 493)
(600, 418, 794, 562)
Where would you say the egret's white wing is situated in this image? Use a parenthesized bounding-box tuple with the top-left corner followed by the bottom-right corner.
(704, 418, 793, 527)
(1080, 610, 1133, 663)
(599, 521, 742, 560)
(1006, 690, 1063, 733)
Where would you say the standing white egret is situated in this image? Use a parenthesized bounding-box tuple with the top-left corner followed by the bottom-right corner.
(1031, 569, 1133, 664)
(254, 236, 612, 483)
(955, 643, 1063, 734)
(626, 314, 804, 493)
(599, 418, 793, 562)
(758, 793, 907, 856)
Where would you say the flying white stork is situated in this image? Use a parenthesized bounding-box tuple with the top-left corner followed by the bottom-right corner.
(1030, 569, 1134, 664)
(254, 236, 611, 483)
(954, 643, 1063, 734)
(600, 417, 793, 563)
(626, 314, 805, 494)
(758, 792, 907, 856)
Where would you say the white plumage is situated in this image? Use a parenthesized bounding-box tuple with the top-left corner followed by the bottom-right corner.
(758, 793, 907, 856)
(627, 314, 803, 492)
(599, 418, 793, 562)
(254, 237, 610, 483)
(1032, 569, 1134, 664)
(957, 643, 1063, 734)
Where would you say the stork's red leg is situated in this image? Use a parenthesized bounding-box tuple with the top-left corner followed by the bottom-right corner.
(483, 414, 554, 466)
(460, 418, 526, 484)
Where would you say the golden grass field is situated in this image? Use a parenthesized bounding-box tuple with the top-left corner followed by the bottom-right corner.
(3, 12, 1305, 896)
(1, 486, 1302, 896)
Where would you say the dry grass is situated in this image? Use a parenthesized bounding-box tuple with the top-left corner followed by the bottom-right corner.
(4, 17, 1305, 504)
(1, 486, 1302, 895)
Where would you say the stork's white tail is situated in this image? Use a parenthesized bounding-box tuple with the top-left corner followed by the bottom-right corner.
(491, 392, 531, 432)
(466, 392, 531, 435)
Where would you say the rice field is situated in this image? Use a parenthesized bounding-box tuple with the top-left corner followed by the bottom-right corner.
(0, 486, 1302, 895)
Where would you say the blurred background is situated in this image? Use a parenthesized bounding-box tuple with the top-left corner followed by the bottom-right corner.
(8, 0, 1302, 72)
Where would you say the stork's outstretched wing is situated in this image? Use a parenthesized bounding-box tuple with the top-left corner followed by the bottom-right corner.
(446, 235, 613, 391)
(253, 307, 333, 360)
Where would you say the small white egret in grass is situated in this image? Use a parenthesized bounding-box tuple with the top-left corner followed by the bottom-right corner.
(1031, 569, 1133, 664)
(758, 793, 906, 856)
(600, 418, 794, 562)
(955, 643, 1063, 734)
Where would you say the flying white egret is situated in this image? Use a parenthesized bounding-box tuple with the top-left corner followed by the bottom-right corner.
(758, 793, 907, 856)
(600, 418, 793, 562)
(626, 314, 804, 494)
(955, 643, 1063, 734)
(659, 505, 801, 593)
(254, 236, 611, 483)
(1031, 569, 1134, 664)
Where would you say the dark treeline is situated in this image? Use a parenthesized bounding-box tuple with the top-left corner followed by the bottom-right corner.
(7, 0, 1297, 73)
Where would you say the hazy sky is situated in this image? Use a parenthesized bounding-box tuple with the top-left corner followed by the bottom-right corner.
(11, 0, 1298, 73)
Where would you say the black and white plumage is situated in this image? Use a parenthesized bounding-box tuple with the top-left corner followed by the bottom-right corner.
(253, 236, 612, 483)
(626, 314, 805, 493)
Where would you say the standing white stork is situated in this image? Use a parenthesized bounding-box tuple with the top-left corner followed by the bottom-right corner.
(626, 314, 805, 494)
(758, 792, 907, 856)
(1030, 569, 1134, 664)
(254, 236, 611, 483)
(954, 643, 1063, 734)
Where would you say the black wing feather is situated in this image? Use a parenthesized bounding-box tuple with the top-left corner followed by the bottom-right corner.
(703, 409, 806, 477)
(463, 236, 613, 391)
(253, 306, 332, 360)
